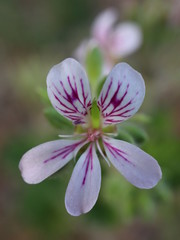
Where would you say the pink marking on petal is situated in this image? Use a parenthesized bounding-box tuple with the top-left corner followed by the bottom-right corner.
(104, 119, 124, 124)
(82, 144, 93, 186)
(98, 62, 145, 126)
(59, 79, 80, 113)
(50, 76, 91, 124)
(47, 59, 93, 125)
(51, 90, 75, 112)
(109, 107, 135, 117)
(44, 139, 86, 163)
(102, 82, 128, 114)
(99, 80, 140, 124)
(109, 99, 133, 115)
(80, 78, 88, 107)
(98, 78, 113, 107)
(103, 139, 134, 166)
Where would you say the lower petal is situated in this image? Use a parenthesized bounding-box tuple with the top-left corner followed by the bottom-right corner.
(19, 138, 87, 184)
(103, 136, 162, 189)
(65, 144, 101, 216)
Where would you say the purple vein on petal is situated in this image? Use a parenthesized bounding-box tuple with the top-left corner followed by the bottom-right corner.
(103, 82, 128, 115)
(49, 75, 92, 124)
(99, 80, 140, 124)
(82, 144, 93, 186)
(43, 139, 86, 164)
(98, 78, 113, 107)
(103, 140, 135, 166)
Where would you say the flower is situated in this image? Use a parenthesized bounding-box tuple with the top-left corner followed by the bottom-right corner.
(75, 8, 143, 74)
(19, 58, 162, 216)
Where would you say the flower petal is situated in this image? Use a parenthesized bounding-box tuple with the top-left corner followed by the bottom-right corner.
(19, 138, 87, 184)
(98, 62, 145, 126)
(103, 136, 162, 189)
(65, 144, 101, 216)
(92, 8, 118, 46)
(109, 22, 142, 58)
(47, 58, 92, 125)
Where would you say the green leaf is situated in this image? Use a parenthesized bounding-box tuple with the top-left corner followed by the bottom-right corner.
(115, 129, 135, 143)
(131, 113, 151, 124)
(36, 87, 51, 105)
(120, 124, 148, 145)
(44, 107, 74, 131)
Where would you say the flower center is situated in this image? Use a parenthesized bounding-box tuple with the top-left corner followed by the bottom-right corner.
(87, 129, 101, 142)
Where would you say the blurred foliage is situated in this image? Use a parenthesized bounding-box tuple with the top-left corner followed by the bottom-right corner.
(143, 110, 180, 188)
(0, 0, 93, 51)
(117, 123, 149, 145)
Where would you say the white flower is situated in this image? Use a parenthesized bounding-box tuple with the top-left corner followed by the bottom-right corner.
(19, 58, 162, 216)
(75, 8, 143, 74)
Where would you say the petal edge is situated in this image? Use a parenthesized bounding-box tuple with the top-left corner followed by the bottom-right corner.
(98, 62, 145, 126)
(65, 144, 101, 216)
(19, 138, 87, 184)
(47, 58, 92, 125)
(103, 136, 162, 189)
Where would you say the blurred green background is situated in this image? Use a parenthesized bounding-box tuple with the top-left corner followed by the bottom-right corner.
(1, 0, 180, 239)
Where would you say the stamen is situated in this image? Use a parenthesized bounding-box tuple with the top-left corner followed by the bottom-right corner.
(58, 133, 87, 138)
(96, 140, 110, 167)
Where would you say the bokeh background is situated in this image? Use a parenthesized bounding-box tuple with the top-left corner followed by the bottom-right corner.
(1, 0, 180, 239)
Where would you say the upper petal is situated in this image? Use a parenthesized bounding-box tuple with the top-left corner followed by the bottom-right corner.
(109, 22, 143, 58)
(47, 58, 92, 125)
(92, 8, 118, 46)
(19, 138, 87, 184)
(74, 39, 98, 64)
(98, 62, 145, 126)
(103, 136, 162, 189)
(65, 144, 101, 216)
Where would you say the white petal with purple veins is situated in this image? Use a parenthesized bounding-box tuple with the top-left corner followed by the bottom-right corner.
(19, 138, 87, 184)
(109, 22, 142, 58)
(65, 144, 101, 216)
(98, 62, 145, 126)
(47, 58, 92, 125)
(103, 137, 162, 189)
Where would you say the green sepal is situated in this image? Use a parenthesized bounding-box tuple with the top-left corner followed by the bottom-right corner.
(44, 107, 74, 131)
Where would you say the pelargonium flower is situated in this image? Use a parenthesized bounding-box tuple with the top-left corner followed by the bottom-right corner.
(19, 58, 162, 216)
(76, 8, 142, 74)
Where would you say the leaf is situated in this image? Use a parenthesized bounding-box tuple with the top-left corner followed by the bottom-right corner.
(115, 129, 135, 143)
(119, 124, 148, 145)
(44, 107, 74, 131)
(36, 87, 51, 105)
(131, 113, 151, 124)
